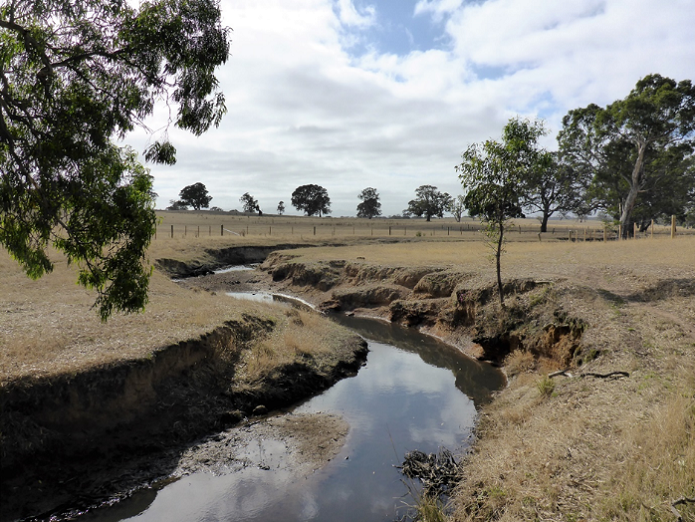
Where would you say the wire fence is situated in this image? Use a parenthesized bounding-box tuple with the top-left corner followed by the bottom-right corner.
(152, 213, 694, 242)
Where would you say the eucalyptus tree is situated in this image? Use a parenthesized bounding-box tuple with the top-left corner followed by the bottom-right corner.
(406, 185, 452, 222)
(291, 184, 331, 217)
(0, 0, 231, 320)
(356, 187, 382, 219)
(239, 192, 259, 214)
(559, 74, 695, 235)
(457, 118, 533, 307)
(180, 183, 213, 210)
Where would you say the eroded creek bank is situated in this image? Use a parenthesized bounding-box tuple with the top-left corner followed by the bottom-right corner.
(184, 250, 590, 369)
(1, 244, 588, 521)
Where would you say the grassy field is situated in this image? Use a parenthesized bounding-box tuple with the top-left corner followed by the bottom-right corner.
(153, 210, 689, 241)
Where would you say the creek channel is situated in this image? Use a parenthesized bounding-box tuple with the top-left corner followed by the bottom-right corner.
(79, 289, 505, 522)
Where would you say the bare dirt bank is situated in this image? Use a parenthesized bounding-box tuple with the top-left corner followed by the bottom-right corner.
(0, 307, 366, 521)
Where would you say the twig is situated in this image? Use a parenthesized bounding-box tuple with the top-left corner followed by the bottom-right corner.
(548, 368, 573, 378)
(671, 497, 695, 522)
(580, 371, 629, 379)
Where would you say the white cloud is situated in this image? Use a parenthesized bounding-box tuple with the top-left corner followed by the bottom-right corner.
(127, 0, 695, 216)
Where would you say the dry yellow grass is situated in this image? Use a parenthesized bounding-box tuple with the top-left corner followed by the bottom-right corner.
(154, 210, 688, 242)
(0, 245, 347, 383)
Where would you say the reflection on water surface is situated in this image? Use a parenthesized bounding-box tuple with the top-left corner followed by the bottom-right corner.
(80, 312, 504, 522)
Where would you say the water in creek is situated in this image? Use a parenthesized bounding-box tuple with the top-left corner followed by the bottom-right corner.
(80, 305, 504, 522)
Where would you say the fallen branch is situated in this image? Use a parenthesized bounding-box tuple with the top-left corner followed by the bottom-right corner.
(580, 371, 629, 379)
(671, 497, 695, 521)
(548, 368, 573, 378)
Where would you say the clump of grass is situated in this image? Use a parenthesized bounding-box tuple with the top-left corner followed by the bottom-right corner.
(505, 349, 535, 377)
(536, 375, 555, 397)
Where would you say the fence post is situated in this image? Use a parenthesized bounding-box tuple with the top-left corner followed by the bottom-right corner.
(568, 230, 572, 242)
(671, 215, 676, 238)
(220, 224, 223, 236)
(209, 225, 211, 236)
(633, 222, 637, 239)
(171, 225, 174, 238)
(618, 224, 622, 240)
(313, 226, 316, 236)
(246, 225, 249, 235)
(389, 226, 392, 236)
(583, 228, 587, 242)
(197, 225, 199, 238)
(447, 227, 449, 236)
(603, 229, 607, 242)
(269, 226, 272, 236)
(650, 219, 653, 239)
(184, 225, 187, 237)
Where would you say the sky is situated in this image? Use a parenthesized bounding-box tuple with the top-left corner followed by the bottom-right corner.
(126, 0, 695, 217)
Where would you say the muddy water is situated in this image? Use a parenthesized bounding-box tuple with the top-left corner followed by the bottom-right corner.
(80, 308, 504, 522)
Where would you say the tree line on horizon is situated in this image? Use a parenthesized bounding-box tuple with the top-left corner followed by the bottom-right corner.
(166, 75, 695, 234)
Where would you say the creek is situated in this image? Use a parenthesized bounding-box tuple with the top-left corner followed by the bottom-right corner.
(78, 296, 504, 522)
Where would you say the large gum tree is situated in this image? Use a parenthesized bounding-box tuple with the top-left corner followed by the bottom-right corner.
(0, 0, 230, 319)
(559, 75, 695, 235)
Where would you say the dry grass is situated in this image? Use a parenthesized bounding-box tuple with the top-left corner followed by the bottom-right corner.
(153, 210, 690, 242)
(452, 269, 695, 522)
(238, 307, 344, 383)
(0, 246, 346, 383)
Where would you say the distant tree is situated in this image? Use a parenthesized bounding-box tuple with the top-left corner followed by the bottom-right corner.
(179, 183, 212, 210)
(406, 185, 453, 222)
(356, 187, 382, 219)
(291, 184, 331, 217)
(277, 201, 285, 215)
(167, 200, 189, 210)
(457, 118, 528, 307)
(209, 206, 224, 212)
(450, 195, 466, 222)
(559, 74, 695, 236)
(239, 192, 258, 213)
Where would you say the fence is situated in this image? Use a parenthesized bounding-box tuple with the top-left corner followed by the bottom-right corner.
(152, 214, 693, 241)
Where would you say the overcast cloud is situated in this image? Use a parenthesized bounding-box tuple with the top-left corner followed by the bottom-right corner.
(126, 0, 695, 217)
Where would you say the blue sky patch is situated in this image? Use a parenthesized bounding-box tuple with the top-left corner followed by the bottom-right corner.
(338, 0, 453, 56)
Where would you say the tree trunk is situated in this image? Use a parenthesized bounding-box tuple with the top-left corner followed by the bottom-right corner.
(619, 140, 647, 238)
(540, 213, 550, 233)
(497, 223, 505, 308)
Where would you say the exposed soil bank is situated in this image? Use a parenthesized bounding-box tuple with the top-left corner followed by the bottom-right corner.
(254, 253, 588, 368)
(0, 311, 367, 521)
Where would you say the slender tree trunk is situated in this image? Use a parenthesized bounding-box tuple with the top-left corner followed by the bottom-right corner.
(619, 140, 647, 238)
(497, 222, 505, 308)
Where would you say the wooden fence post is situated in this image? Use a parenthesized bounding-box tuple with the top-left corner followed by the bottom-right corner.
(671, 215, 676, 238)
(603, 229, 607, 242)
(171, 225, 174, 238)
(633, 222, 637, 239)
(650, 219, 653, 238)
(313, 226, 316, 236)
(220, 224, 223, 236)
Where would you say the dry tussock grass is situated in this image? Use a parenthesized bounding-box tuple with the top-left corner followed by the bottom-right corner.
(453, 273, 695, 522)
(0, 248, 346, 383)
(238, 307, 344, 383)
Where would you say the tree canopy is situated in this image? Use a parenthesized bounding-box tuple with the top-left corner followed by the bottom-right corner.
(356, 187, 382, 219)
(239, 192, 258, 214)
(179, 182, 212, 210)
(291, 184, 331, 217)
(559, 74, 695, 234)
(405, 185, 452, 222)
(0, 0, 230, 319)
